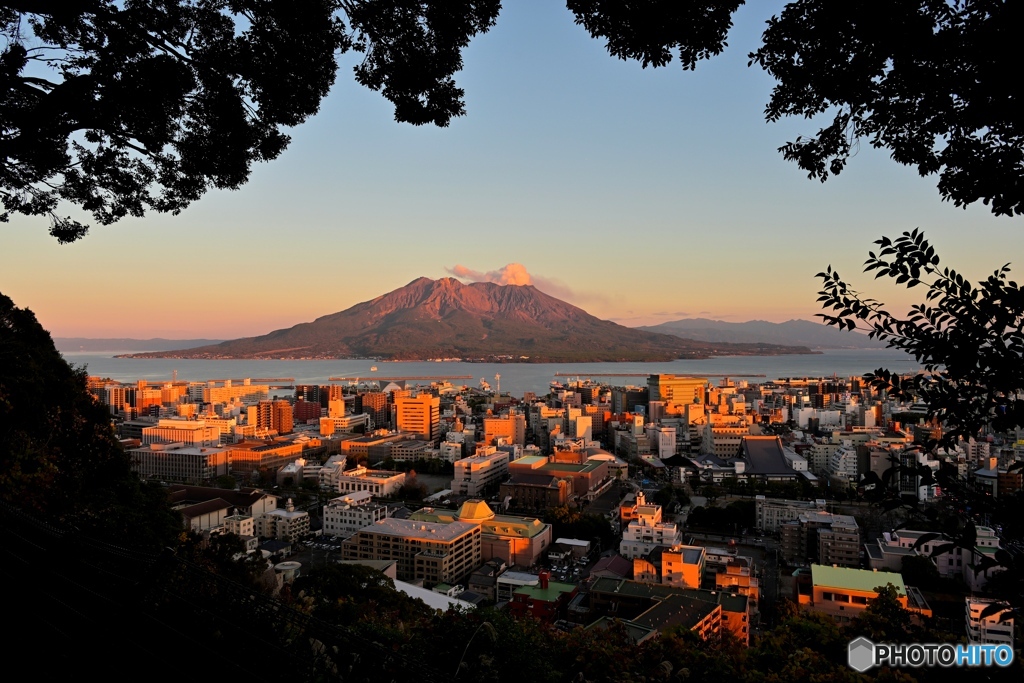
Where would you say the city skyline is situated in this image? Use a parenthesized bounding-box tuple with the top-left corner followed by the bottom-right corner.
(2, 0, 1021, 339)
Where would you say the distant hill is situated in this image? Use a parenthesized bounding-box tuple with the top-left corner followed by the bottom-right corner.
(637, 318, 885, 350)
(126, 278, 815, 362)
(56, 338, 226, 352)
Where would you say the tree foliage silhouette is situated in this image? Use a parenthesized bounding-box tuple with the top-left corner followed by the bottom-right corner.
(3, 2, 1019, 243)
(817, 230, 1024, 447)
(0, 291, 180, 546)
(0, 1, 498, 242)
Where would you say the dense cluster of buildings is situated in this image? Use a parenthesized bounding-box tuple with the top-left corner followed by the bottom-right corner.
(93, 371, 1021, 649)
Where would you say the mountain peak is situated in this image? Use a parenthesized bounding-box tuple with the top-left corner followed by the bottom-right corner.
(130, 277, 815, 361)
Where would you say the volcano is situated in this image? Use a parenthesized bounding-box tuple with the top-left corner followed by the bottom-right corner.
(129, 277, 813, 361)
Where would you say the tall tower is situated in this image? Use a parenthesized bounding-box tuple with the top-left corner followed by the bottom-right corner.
(395, 393, 441, 443)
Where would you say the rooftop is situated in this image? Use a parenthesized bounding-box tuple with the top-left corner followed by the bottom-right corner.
(586, 617, 657, 644)
(741, 436, 800, 476)
(513, 581, 577, 602)
(811, 564, 906, 595)
(364, 517, 478, 542)
(632, 593, 718, 632)
(512, 455, 547, 466)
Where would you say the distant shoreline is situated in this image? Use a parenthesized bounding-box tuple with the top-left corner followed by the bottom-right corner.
(112, 350, 821, 363)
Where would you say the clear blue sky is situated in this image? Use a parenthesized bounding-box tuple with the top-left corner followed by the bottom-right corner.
(2, 1, 1020, 338)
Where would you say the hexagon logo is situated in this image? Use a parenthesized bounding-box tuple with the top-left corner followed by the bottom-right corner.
(848, 637, 875, 672)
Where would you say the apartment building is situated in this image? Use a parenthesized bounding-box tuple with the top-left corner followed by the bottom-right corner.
(141, 419, 220, 447)
(755, 496, 828, 532)
(633, 544, 706, 589)
(483, 413, 526, 447)
(619, 492, 683, 559)
(452, 450, 510, 497)
(200, 379, 269, 405)
(248, 399, 293, 435)
(341, 518, 482, 586)
(333, 465, 406, 497)
(780, 512, 861, 567)
(395, 394, 441, 443)
(647, 375, 707, 413)
(322, 491, 389, 538)
(966, 598, 1015, 646)
(129, 443, 230, 483)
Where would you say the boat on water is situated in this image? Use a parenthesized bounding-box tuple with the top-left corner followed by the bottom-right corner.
(370, 366, 378, 372)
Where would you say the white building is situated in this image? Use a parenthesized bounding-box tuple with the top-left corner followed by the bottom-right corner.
(333, 465, 406, 497)
(782, 448, 808, 472)
(438, 441, 464, 463)
(827, 443, 860, 483)
(648, 426, 677, 457)
(130, 443, 231, 483)
(755, 496, 828, 532)
(322, 491, 390, 538)
(223, 514, 259, 552)
(876, 527, 1005, 591)
(142, 419, 220, 447)
(255, 498, 310, 540)
(619, 492, 683, 559)
(319, 413, 371, 437)
(966, 598, 1014, 646)
(452, 450, 510, 497)
(277, 458, 323, 485)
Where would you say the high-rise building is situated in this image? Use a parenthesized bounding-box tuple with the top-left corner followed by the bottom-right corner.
(295, 384, 322, 405)
(273, 400, 293, 434)
(250, 399, 294, 435)
(648, 375, 707, 413)
(395, 393, 441, 442)
(483, 413, 526, 447)
(293, 399, 322, 423)
(356, 392, 388, 430)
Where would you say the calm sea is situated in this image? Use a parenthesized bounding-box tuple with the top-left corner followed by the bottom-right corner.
(61, 348, 919, 396)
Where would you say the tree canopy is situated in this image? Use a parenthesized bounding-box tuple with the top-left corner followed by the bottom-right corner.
(0, 1, 497, 242)
(0, 290, 180, 546)
(817, 229, 1024, 446)
(3, 1, 1019, 242)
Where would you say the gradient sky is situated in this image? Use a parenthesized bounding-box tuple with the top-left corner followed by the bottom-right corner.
(2, 1, 1021, 338)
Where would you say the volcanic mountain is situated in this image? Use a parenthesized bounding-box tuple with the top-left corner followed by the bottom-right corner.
(130, 278, 814, 362)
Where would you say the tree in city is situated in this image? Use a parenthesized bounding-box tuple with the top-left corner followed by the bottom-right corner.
(215, 474, 236, 490)
(397, 471, 428, 501)
(817, 229, 1024, 448)
(4, 2, 1020, 243)
(653, 484, 690, 510)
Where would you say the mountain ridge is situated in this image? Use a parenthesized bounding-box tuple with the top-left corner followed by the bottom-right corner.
(638, 317, 885, 349)
(123, 278, 817, 362)
(56, 338, 227, 352)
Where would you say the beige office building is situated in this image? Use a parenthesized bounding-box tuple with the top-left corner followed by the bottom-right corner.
(142, 419, 221, 447)
(342, 518, 482, 586)
(395, 394, 441, 443)
(648, 375, 707, 413)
